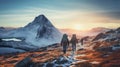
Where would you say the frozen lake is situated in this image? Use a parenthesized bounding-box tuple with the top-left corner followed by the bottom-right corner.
(2, 38, 22, 41)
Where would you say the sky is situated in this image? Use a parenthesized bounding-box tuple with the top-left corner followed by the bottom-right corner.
(0, 0, 120, 30)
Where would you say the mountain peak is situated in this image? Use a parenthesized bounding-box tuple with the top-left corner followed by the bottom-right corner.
(37, 14, 46, 18)
(33, 14, 48, 23)
(25, 14, 54, 28)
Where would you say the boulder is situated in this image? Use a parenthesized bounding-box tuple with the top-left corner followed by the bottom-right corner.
(15, 57, 32, 67)
(46, 62, 54, 67)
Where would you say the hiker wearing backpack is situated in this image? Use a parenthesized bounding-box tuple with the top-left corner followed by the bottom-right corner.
(80, 38, 84, 46)
(70, 34, 78, 52)
(61, 34, 69, 54)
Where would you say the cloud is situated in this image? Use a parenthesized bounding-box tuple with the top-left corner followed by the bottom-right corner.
(86, 0, 120, 10)
(101, 11, 120, 20)
(85, 0, 120, 20)
(0, 0, 120, 29)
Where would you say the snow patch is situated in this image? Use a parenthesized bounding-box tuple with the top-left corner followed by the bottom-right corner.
(2, 38, 22, 41)
(0, 47, 25, 54)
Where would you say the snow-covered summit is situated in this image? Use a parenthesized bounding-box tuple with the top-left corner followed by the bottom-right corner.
(33, 14, 49, 23)
(25, 14, 53, 28)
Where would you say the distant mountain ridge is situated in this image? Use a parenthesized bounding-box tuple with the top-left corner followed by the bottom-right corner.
(91, 27, 120, 51)
(60, 27, 110, 37)
(92, 27, 120, 41)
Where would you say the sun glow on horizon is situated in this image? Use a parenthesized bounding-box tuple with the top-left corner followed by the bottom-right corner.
(73, 24, 84, 31)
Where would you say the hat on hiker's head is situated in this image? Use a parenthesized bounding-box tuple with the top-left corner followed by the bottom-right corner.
(72, 34, 76, 37)
(63, 34, 68, 37)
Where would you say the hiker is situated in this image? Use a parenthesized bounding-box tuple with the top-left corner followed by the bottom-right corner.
(80, 36, 88, 46)
(61, 34, 69, 54)
(70, 34, 78, 52)
(80, 38, 84, 45)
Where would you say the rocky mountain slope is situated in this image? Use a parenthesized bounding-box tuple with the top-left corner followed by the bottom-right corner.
(0, 14, 62, 47)
(91, 27, 120, 51)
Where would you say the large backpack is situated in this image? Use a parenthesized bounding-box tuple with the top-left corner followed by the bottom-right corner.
(61, 34, 69, 44)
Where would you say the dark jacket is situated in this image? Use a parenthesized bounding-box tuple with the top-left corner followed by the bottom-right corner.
(70, 37, 78, 45)
(61, 34, 69, 46)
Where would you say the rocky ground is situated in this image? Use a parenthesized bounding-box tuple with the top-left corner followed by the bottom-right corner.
(0, 43, 120, 67)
